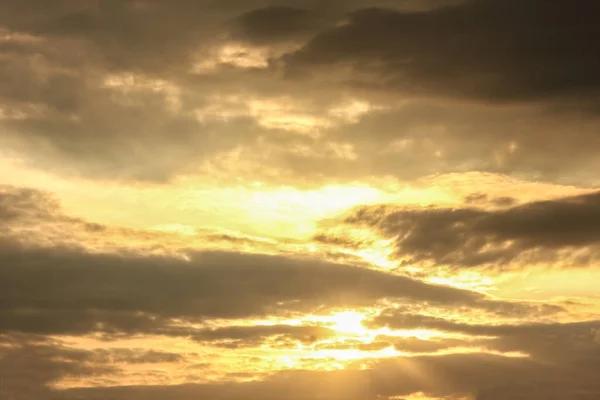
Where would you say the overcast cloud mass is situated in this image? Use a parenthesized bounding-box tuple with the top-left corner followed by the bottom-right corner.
(1, 1, 600, 399)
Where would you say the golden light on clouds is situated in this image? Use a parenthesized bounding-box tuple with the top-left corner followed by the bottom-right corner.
(1, 1, 600, 399)
(327, 311, 369, 335)
(192, 43, 271, 72)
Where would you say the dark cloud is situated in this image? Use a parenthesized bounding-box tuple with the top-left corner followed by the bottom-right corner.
(0, 185, 60, 222)
(91, 348, 184, 364)
(1, 0, 222, 74)
(190, 324, 339, 348)
(283, 0, 600, 103)
(343, 190, 600, 269)
(1, 2, 599, 398)
(312, 233, 372, 248)
(259, 100, 600, 186)
(0, 0, 269, 181)
(464, 193, 516, 208)
(0, 334, 118, 400)
(315, 335, 477, 353)
(372, 310, 600, 368)
(0, 309, 170, 337)
(0, 185, 551, 337)
(230, 6, 317, 44)
(0, 245, 507, 333)
(1, 0, 599, 185)
(54, 352, 600, 400)
(373, 310, 600, 337)
(0, 185, 111, 248)
(0, 0, 458, 75)
(4, 185, 588, 400)
(0, 50, 264, 181)
(1, 326, 593, 400)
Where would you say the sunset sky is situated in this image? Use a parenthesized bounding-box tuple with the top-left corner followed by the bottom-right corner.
(1, 1, 600, 399)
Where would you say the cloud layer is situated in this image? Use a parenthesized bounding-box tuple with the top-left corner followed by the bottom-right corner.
(334, 190, 600, 270)
(2, 1, 600, 399)
(1, 0, 599, 184)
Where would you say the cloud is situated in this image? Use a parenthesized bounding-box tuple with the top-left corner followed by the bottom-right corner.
(0, 185, 595, 399)
(90, 348, 184, 364)
(282, 0, 600, 103)
(0, 245, 510, 334)
(0, 334, 118, 400)
(229, 6, 318, 45)
(316, 335, 479, 354)
(190, 325, 339, 348)
(4, 324, 599, 400)
(0, 184, 61, 222)
(0, 184, 285, 254)
(53, 352, 600, 400)
(0, 0, 272, 181)
(1, 2, 599, 398)
(342, 190, 600, 269)
(0, 185, 552, 338)
(1, 0, 600, 186)
(372, 309, 600, 369)
(0, 56, 264, 181)
(4, 312, 597, 400)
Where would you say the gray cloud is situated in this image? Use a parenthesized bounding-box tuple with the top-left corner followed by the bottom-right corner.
(343, 190, 600, 269)
(229, 6, 318, 45)
(0, 50, 264, 181)
(190, 325, 339, 348)
(1, 0, 599, 185)
(0, 185, 550, 338)
(0, 245, 503, 332)
(4, 325, 599, 400)
(0, 334, 118, 400)
(0, 309, 169, 337)
(0, 0, 267, 181)
(54, 352, 600, 400)
(315, 335, 478, 353)
(91, 348, 184, 364)
(0, 185, 61, 222)
(464, 193, 516, 208)
(372, 310, 600, 367)
(283, 0, 600, 103)
(0, 180, 596, 399)
(1, 2, 599, 397)
(0, 335, 185, 399)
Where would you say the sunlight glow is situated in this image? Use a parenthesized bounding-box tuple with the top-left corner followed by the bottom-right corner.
(4, 1, 599, 397)
(193, 43, 270, 71)
(308, 346, 401, 361)
(329, 311, 368, 335)
(427, 272, 496, 292)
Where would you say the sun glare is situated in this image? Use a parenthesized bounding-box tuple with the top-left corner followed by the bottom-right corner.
(329, 311, 368, 335)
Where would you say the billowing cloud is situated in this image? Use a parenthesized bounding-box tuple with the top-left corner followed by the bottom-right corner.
(0, 334, 118, 400)
(46, 352, 600, 400)
(340, 190, 600, 270)
(190, 325, 339, 348)
(1, 0, 599, 185)
(1, 1, 599, 399)
(372, 309, 600, 370)
(283, 0, 600, 103)
(4, 323, 600, 400)
(0, 242, 522, 334)
(229, 6, 318, 45)
(2, 185, 550, 339)
(90, 348, 184, 365)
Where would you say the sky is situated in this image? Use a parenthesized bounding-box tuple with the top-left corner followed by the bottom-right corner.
(1, 0, 600, 399)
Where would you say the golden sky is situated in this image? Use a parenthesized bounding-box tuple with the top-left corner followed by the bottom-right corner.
(1, 1, 600, 399)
